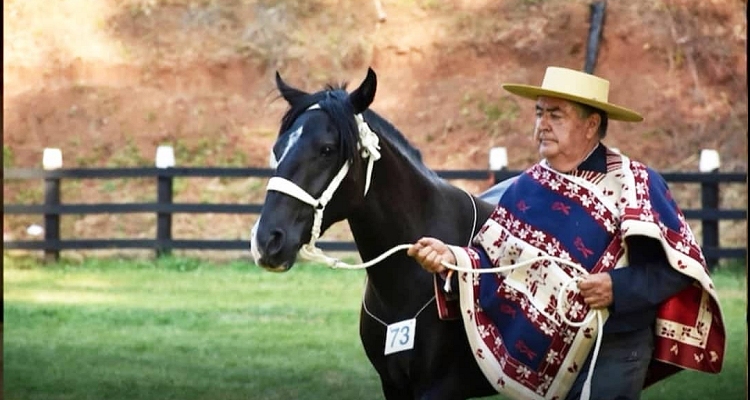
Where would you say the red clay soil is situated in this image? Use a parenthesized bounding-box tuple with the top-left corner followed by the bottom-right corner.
(3, 0, 747, 255)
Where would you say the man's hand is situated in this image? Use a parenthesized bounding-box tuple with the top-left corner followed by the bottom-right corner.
(577, 272, 614, 309)
(407, 237, 456, 274)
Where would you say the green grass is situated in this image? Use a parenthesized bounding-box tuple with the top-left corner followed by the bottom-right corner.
(3, 256, 747, 400)
(3, 256, 379, 400)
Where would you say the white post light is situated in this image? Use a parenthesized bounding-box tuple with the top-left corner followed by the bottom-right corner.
(26, 224, 44, 236)
(699, 149, 720, 172)
(155, 145, 175, 168)
(489, 147, 508, 171)
(42, 148, 63, 170)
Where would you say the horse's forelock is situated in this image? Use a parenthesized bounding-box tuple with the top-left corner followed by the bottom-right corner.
(278, 83, 346, 134)
(277, 88, 362, 171)
(278, 96, 319, 135)
(276, 83, 432, 181)
(317, 90, 361, 170)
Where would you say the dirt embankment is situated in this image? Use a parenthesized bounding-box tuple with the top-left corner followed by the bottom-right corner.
(3, 0, 747, 254)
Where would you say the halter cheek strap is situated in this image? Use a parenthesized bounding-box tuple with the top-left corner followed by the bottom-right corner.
(266, 160, 350, 251)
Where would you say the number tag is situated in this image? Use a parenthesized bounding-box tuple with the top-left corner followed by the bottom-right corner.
(384, 318, 416, 355)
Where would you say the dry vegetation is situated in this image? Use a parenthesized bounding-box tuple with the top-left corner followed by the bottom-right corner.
(3, 0, 747, 259)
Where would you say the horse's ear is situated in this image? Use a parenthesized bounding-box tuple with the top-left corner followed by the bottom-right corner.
(275, 71, 309, 105)
(348, 67, 377, 114)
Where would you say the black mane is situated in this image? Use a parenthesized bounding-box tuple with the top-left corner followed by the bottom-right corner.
(278, 83, 436, 179)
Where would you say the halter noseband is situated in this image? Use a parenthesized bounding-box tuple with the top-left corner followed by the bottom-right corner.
(265, 103, 381, 261)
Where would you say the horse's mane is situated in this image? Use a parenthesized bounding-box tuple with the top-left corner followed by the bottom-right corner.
(278, 82, 438, 179)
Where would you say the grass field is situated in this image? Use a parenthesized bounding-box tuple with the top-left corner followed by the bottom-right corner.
(3, 255, 747, 400)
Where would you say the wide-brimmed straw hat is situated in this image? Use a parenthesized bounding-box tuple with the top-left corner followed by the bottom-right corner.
(502, 66, 643, 122)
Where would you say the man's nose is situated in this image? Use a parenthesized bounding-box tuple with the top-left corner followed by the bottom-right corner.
(535, 121, 549, 137)
(536, 113, 551, 128)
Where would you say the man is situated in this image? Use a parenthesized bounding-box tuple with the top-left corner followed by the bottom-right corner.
(408, 67, 726, 400)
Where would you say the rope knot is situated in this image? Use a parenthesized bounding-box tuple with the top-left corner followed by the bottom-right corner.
(354, 113, 381, 196)
(355, 113, 381, 161)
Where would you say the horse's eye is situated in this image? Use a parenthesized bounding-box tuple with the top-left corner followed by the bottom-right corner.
(320, 145, 335, 157)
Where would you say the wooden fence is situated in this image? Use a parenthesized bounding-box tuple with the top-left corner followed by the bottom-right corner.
(3, 159, 746, 270)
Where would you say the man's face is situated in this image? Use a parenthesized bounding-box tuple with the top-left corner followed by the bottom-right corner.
(533, 96, 597, 168)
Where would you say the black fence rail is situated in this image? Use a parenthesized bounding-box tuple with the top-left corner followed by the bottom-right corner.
(3, 167, 747, 269)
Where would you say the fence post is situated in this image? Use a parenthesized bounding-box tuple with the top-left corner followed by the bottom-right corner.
(490, 147, 509, 184)
(699, 149, 720, 271)
(155, 145, 175, 257)
(584, 1, 607, 74)
(42, 148, 63, 263)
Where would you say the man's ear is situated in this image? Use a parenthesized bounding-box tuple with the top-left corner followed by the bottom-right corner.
(587, 112, 602, 139)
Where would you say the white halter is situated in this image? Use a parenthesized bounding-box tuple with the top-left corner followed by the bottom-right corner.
(265, 104, 381, 261)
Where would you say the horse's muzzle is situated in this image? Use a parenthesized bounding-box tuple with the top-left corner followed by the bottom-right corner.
(250, 220, 295, 272)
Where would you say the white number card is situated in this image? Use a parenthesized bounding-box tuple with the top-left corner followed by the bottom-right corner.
(384, 318, 416, 355)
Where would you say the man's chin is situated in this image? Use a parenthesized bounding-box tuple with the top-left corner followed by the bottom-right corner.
(538, 144, 557, 158)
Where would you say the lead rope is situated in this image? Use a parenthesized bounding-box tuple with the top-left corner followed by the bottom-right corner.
(347, 248, 602, 400)
(437, 257, 602, 400)
(269, 176, 599, 400)
(299, 185, 599, 400)
(360, 189, 477, 326)
(265, 105, 598, 400)
(326, 246, 602, 400)
(310, 189, 478, 270)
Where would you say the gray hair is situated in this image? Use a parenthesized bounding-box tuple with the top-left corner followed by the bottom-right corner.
(575, 103, 609, 139)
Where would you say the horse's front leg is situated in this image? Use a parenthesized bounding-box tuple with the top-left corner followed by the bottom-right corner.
(380, 382, 416, 400)
(411, 322, 496, 400)
(414, 376, 470, 400)
(411, 357, 497, 400)
(360, 313, 413, 400)
(369, 358, 414, 400)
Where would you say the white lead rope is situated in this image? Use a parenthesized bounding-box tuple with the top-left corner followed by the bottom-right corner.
(439, 255, 602, 400)
(301, 243, 413, 269)
(301, 189, 478, 269)
(305, 245, 602, 400)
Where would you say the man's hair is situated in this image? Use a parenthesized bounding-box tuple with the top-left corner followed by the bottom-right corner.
(576, 102, 609, 139)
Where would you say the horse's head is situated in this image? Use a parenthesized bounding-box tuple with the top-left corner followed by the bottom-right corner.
(251, 68, 379, 271)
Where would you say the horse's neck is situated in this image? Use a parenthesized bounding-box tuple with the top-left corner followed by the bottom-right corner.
(350, 159, 473, 252)
(347, 152, 484, 306)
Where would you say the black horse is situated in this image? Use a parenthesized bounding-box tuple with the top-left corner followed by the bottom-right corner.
(251, 67, 499, 399)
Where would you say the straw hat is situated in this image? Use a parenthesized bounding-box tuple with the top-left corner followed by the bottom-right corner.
(502, 66, 643, 122)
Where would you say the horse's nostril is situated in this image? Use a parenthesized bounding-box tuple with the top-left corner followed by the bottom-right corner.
(266, 228, 286, 256)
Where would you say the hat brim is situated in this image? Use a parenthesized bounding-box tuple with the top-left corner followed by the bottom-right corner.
(502, 84, 644, 122)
